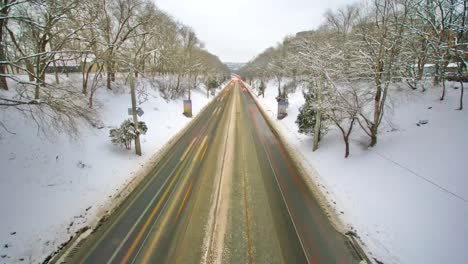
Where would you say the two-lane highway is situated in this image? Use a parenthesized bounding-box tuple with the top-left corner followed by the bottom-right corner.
(57, 80, 363, 264)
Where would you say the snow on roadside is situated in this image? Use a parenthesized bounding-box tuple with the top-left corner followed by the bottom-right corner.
(251, 80, 468, 264)
(0, 74, 218, 263)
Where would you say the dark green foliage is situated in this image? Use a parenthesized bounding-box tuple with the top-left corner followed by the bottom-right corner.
(207, 79, 219, 89)
(109, 119, 148, 149)
(137, 121, 148, 134)
(295, 91, 327, 138)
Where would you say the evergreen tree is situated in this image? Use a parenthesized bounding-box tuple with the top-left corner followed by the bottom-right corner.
(296, 91, 328, 140)
(207, 79, 219, 89)
(110, 119, 148, 150)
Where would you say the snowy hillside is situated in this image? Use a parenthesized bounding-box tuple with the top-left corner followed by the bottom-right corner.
(251, 80, 468, 264)
(0, 74, 217, 263)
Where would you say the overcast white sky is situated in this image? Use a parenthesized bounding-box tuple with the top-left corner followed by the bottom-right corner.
(155, 0, 353, 63)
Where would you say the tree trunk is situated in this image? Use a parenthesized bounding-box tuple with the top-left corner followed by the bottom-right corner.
(175, 72, 181, 93)
(88, 64, 103, 108)
(35, 65, 43, 99)
(106, 46, 115, 90)
(433, 63, 440, 85)
(129, 68, 142, 156)
(53, 59, 59, 84)
(34, 40, 47, 99)
(416, 36, 428, 91)
(313, 111, 321, 151)
(0, 47, 8, 90)
(313, 76, 323, 152)
(140, 58, 146, 75)
(371, 62, 383, 147)
(373, 64, 383, 138)
(82, 60, 88, 95)
(35, 83, 40, 99)
(83, 75, 89, 96)
(416, 60, 425, 92)
(0, 5, 8, 90)
(7, 64, 15, 74)
(458, 80, 464, 110)
(440, 79, 446, 101)
(370, 131, 377, 147)
(106, 60, 114, 90)
(26, 62, 35, 81)
(456, 0, 465, 110)
(89, 89, 94, 108)
(344, 136, 350, 158)
(0, 60, 7, 90)
(370, 113, 380, 147)
(107, 70, 112, 90)
(370, 112, 379, 147)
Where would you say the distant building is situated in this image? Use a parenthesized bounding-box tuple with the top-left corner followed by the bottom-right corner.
(45, 55, 104, 73)
(45, 58, 80, 73)
(410, 62, 465, 77)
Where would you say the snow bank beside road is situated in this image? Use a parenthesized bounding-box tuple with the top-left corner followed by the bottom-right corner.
(0, 75, 217, 263)
(252, 80, 468, 264)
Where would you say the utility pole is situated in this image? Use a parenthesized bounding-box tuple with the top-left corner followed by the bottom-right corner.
(129, 67, 142, 156)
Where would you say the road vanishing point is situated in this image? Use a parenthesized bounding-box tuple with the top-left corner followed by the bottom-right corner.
(57, 81, 365, 264)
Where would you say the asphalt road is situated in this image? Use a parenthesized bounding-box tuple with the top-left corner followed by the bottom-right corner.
(58, 81, 363, 264)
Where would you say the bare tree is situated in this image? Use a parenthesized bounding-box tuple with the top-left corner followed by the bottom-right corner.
(327, 84, 363, 158)
(402, 4, 432, 91)
(177, 26, 199, 100)
(353, 0, 410, 147)
(6, 0, 87, 99)
(452, 0, 467, 110)
(288, 30, 344, 151)
(324, 4, 359, 35)
(0, 0, 20, 90)
(414, 0, 462, 100)
(267, 44, 289, 98)
(98, 0, 145, 90)
(1, 0, 96, 135)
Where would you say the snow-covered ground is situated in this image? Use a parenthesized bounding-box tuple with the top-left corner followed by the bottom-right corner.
(251, 80, 468, 264)
(0, 74, 218, 263)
